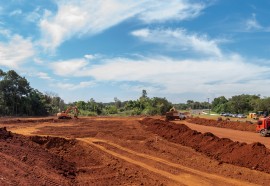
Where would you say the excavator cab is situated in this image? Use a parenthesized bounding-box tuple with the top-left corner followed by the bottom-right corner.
(256, 117, 270, 137)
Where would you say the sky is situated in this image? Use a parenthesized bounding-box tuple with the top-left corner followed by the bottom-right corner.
(1, 0, 270, 103)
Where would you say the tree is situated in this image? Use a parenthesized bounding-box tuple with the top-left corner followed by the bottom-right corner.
(114, 97, 121, 108)
(227, 94, 260, 114)
(76, 101, 87, 110)
(26, 89, 48, 116)
(85, 98, 103, 115)
(0, 69, 66, 116)
(141, 90, 147, 99)
(211, 96, 228, 113)
(186, 100, 194, 109)
(0, 70, 31, 115)
(151, 97, 172, 115)
(253, 97, 270, 113)
(105, 105, 118, 114)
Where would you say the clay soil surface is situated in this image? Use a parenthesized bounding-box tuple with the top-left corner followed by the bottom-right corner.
(1, 116, 270, 185)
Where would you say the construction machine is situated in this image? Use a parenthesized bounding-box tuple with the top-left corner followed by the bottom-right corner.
(248, 113, 257, 119)
(256, 117, 270, 137)
(57, 106, 79, 119)
(165, 107, 186, 121)
(249, 111, 265, 120)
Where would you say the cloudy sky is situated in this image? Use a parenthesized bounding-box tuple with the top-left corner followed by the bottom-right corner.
(1, 0, 270, 103)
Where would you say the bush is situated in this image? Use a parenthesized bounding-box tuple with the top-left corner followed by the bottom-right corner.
(78, 110, 97, 116)
(104, 105, 118, 114)
(131, 108, 141, 115)
(142, 106, 158, 115)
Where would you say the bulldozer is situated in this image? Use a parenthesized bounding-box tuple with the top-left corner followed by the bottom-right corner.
(57, 106, 79, 119)
(165, 107, 186, 121)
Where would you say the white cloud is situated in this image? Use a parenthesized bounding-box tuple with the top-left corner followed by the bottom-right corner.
(36, 72, 52, 80)
(26, 7, 42, 22)
(244, 13, 270, 32)
(246, 13, 262, 31)
(132, 29, 150, 38)
(39, 0, 141, 50)
(49, 58, 88, 76)
(9, 9, 22, 16)
(53, 81, 96, 90)
(39, 0, 206, 50)
(49, 54, 270, 98)
(132, 28, 222, 57)
(0, 35, 35, 68)
(89, 56, 270, 97)
(0, 28, 11, 37)
(84, 54, 99, 60)
(138, 1, 204, 23)
(34, 58, 44, 64)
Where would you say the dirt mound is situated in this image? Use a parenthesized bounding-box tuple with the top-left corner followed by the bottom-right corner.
(30, 135, 76, 149)
(140, 118, 270, 173)
(0, 127, 76, 185)
(188, 117, 256, 132)
(0, 127, 13, 139)
(0, 118, 60, 125)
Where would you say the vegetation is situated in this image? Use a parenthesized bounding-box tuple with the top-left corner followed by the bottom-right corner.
(0, 69, 64, 116)
(73, 90, 173, 116)
(174, 100, 210, 110)
(1, 69, 270, 117)
(211, 95, 263, 114)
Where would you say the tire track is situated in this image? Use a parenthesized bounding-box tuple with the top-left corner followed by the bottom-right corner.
(79, 138, 257, 186)
(7, 120, 260, 185)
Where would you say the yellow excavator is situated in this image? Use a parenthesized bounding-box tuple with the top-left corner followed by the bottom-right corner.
(57, 106, 79, 119)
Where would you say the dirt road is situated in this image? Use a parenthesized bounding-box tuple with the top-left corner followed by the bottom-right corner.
(1, 117, 270, 185)
(176, 120, 270, 148)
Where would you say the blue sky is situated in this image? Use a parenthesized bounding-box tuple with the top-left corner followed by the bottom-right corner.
(1, 0, 270, 103)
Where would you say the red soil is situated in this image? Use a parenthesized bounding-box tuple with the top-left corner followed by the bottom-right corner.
(187, 117, 256, 132)
(0, 127, 76, 185)
(140, 118, 270, 173)
(2, 116, 270, 185)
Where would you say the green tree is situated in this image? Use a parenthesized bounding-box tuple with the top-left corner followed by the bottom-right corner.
(76, 101, 87, 110)
(27, 89, 48, 116)
(114, 97, 121, 108)
(212, 96, 228, 113)
(186, 100, 194, 109)
(227, 94, 260, 114)
(141, 89, 147, 99)
(105, 105, 118, 114)
(86, 98, 103, 115)
(0, 69, 66, 116)
(253, 97, 270, 113)
(0, 70, 31, 115)
(151, 97, 172, 115)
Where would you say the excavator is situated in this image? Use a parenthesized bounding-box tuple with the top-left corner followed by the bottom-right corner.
(57, 106, 79, 119)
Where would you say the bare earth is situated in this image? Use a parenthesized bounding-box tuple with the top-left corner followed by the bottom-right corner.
(0, 116, 270, 186)
(177, 120, 270, 149)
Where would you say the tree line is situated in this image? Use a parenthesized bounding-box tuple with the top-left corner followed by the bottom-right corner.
(174, 94, 270, 115)
(0, 69, 172, 116)
(210, 95, 270, 114)
(0, 69, 65, 116)
(72, 90, 173, 116)
(1, 69, 270, 117)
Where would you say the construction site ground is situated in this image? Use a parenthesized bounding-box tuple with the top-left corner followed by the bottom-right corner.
(1, 116, 270, 185)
